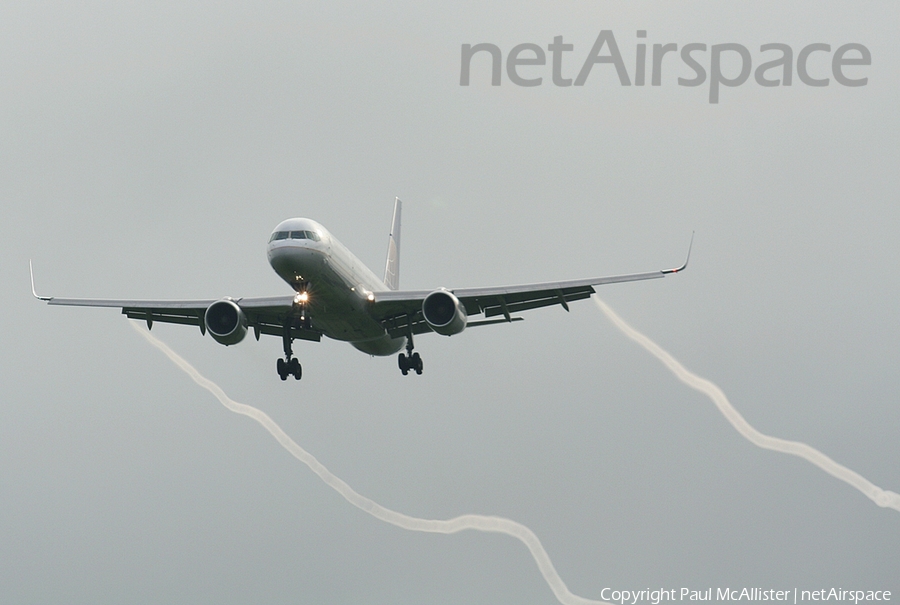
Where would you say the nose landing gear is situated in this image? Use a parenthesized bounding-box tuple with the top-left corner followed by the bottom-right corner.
(278, 318, 302, 381)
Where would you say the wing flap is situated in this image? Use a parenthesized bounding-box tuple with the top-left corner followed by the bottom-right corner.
(124, 308, 203, 328)
(481, 288, 594, 318)
(381, 310, 430, 339)
(254, 323, 322, 342)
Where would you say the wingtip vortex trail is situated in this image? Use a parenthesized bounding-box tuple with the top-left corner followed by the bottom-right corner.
(128, 321, 611, 605)
(592, 297, 900, 514)
(127, 299, 898, 605)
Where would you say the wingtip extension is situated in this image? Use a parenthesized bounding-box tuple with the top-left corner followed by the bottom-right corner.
(30, 260, 51, 301)
(662, 231, 693, 275)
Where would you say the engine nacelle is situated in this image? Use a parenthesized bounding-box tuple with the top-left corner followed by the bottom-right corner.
(204, 298, 248, 346)
(422, 289, 467, 336)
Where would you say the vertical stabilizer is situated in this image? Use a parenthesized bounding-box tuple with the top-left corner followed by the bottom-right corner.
(383, 197, 401, 290)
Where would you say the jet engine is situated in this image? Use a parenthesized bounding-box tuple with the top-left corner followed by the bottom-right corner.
(422, 289, 467, 336)
(204, 298, 248, 346)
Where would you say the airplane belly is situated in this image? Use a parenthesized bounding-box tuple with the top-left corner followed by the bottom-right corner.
(351, 335, 406, 356)
(307, 280, 393, 344)
(312, 314, 386, 342)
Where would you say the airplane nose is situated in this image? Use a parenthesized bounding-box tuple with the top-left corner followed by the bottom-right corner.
(268, 242, 326, 286)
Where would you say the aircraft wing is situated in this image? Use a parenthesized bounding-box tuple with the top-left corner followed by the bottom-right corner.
(370, 240, 691, 338)
(35, 283, 317, 342)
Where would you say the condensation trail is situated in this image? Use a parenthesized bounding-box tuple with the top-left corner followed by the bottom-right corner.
(593, 297, 900, 513)
(129, 322, 609, 605)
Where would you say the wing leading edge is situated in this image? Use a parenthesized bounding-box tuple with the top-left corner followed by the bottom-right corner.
(371, 235, 692, 338)
(32, 262, 313, 342)
(55, 295, 318, 342)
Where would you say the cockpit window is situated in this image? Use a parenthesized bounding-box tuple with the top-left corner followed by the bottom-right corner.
(269, 230, 320, 242)
(289, 230, 320, 241)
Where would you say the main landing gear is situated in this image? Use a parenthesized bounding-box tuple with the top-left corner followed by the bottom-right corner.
(277, 356, 301, 381)
(278, 318, 302, 381)
(398, 334, 423, 376)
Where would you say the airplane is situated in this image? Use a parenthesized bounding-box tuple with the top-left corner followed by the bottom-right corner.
(32, 198, 691, 380)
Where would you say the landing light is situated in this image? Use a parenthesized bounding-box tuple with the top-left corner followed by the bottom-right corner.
(295, 292, 309, 304)
(367, 293, 375, 301)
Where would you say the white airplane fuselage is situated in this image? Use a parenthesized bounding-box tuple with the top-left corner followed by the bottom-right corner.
(266, 218, 406, 356)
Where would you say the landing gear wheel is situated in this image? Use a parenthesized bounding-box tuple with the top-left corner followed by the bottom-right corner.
(289, 357, 302, 380)
(277, 357, 301, 381)
(398, 331, 423, 376)
(398, 352, 422, 376)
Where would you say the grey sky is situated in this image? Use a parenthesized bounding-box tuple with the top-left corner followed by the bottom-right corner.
(2, 2, 898, 603)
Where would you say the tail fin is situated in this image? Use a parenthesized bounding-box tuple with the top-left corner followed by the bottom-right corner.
(383, 197, 401, 290)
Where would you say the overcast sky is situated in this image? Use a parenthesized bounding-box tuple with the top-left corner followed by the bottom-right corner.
(2, 2, 898, 604)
